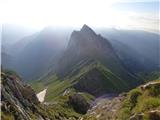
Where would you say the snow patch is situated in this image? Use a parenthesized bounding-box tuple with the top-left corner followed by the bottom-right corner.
(36, 89, 47, 103)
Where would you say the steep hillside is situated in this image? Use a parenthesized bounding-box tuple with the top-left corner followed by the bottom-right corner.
(1, 71, 48, 120)
(109, 39, 156, 74)
(0, 71, 75, 119)
(1, 71, 96, 120)
(1, 24, 36, 52)
(1, 52, 12, 69)
(82, 79, 160, 120)
(32, 61, 141, 103)
(4, 27, 70, 81)
(118, 79, 160, 120)
(36, 25, 142, 99)
(98, 28, 160, 72)
(54, 25, 136, 80)
(73, 62, 132, 96)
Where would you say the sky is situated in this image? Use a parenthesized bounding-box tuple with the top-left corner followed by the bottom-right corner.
(0, 0, 159, 32)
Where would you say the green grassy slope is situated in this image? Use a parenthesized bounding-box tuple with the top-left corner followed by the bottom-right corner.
(81, 77, 160, 120)
(73, 62, 131, 96)
(31, 61, 141, 102)
(1, 71, 86, 120)
(118, 78, 160, 120)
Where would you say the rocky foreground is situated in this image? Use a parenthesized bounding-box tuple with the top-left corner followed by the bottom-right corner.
(1, 71, 91, 120)
(81, 94, 125, 120)
(82, 79, 160, 120)
(1, 70, 160, 120)
(1, 71, 51, 120)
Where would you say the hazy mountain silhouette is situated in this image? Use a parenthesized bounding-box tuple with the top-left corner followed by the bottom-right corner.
(98, 28, 160, 71)
(3, 27, 71, 80)
(42, 25, 142, 96)
(2, 25, 159, 81)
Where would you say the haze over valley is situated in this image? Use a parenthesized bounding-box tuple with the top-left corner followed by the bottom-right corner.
(1, 0, 160, 120)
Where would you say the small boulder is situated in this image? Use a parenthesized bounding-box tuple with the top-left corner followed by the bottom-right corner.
(68, 93, 90, 114)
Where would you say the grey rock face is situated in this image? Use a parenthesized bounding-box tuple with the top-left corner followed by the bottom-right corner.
(1, 72, 50, 120)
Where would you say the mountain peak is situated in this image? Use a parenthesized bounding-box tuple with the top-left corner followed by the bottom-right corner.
(68, 25, 100, 50)
(80, 24, 95, 34)
(68, 25, 111, 50)
(81, 24, 90, 30)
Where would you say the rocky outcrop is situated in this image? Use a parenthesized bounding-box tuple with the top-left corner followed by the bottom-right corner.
(118, 79, 160, 120)
(82, 93, 125, 120)
(141, 81, 160, 90)
(1, 71, 90, 120)
(1, 72, 43, 120)
(82, 80, 160, 120)
(1, 72, 50, 120)
(68, 93, 90, 114)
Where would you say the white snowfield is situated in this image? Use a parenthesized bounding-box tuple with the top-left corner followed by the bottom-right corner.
(36, 88, 47, 103)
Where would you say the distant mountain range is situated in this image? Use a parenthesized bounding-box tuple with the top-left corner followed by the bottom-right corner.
(47, 25, 142, 95)
(98, 29, 160, 72)
(2, 26, 71, 80)
(27, 25, 159, 99)
(1, 24, 37, 53)
(1, 24, 160, 120)
(2, 25, 159, 83)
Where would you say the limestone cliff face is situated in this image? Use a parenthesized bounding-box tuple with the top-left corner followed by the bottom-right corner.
(1, 71, 49, 120)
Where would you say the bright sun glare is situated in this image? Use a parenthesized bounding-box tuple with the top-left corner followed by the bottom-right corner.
(0, 0, 159, 32)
